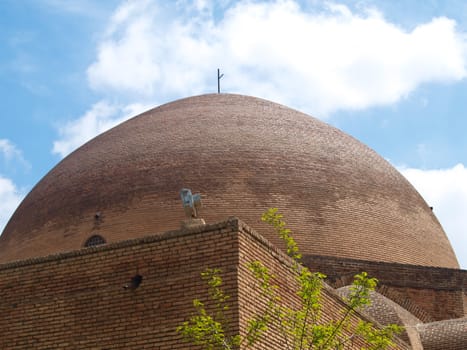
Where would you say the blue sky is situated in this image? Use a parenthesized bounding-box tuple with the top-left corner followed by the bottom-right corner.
(1, 0, 466, 268)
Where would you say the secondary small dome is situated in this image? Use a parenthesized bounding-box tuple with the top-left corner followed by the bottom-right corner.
(0, 94, 459, 267)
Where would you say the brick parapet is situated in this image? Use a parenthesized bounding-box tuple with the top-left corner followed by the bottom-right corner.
(303, 254, 467, 321)
(0, 218, 241, 271)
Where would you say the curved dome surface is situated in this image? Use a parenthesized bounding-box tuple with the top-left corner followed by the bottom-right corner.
(0, 94, 459, 267)
(336, 287, 423, 349)
(418, 317, 467, 350)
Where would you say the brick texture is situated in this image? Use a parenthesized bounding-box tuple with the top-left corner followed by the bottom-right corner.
(0, 220, 240, 349)
(303, 254, 467, 322)
(0, 218, 409, 349)
(0, 94, 458, 269)
(236, 220, 409, 349)
(418, 318, 467, 350)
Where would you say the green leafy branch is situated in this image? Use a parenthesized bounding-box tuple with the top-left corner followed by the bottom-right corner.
(178, 209, 403, 349)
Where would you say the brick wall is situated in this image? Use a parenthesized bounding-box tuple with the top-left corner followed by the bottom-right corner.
(0, 219, 408, 349)
(235, 222, 409, 349)
(302, 255, 467, 322)
(0, 220, 240, 349)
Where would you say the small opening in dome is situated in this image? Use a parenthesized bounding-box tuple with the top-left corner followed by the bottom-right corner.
(84, 234, 106, 247)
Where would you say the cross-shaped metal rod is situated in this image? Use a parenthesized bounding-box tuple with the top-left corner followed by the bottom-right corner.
(217, 68, 224, 94)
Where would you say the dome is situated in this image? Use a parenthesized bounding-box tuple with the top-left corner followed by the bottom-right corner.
(0, 94, 459, 267)
(418, 317, 467, 350)
(336, 287, 423, 349)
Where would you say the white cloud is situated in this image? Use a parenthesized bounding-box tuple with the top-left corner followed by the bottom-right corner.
(0, 140, 27, 232)
(399, 164, 467, 269)
(0, 175, 24, 234)
(87, 0, 466, 116)
(52, 100, 150, 158)
(0, 139, 22, 161)
(57, 0, 467, 161)
(0, 139, 30, 170)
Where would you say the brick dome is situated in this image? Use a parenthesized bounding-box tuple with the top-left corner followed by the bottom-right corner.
(0, 94, 459, 267)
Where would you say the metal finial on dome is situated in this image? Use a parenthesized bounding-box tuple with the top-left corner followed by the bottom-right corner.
(217, 68, 224, 93)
